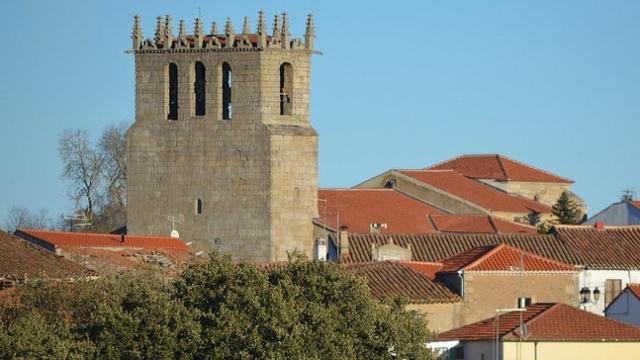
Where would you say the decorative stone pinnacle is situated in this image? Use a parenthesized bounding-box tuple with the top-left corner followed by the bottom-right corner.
(211, 21, 218, 35)
(154, 16, 165, 45)
(194, 18, 204, 48)
(132, 15, 143, 49)
(225, 18, 235, 48)
(281, 12, 290, 49)
(272, 14, 281, 38)
(304, 14, 314, 50)
(164, 15, 174, 48)
(178, 19, 187, 39)
(257, 10, 267, 48)
(242, 16, 250, 35)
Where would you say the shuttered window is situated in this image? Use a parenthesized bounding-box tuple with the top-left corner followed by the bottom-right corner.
(605, 279, 622, 306)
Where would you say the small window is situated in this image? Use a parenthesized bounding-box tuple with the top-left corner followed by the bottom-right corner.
(384, 179, 396, 189)
(605, 279, 622, 306)
(222, 62, 232, 120)
(195, 199, 203, 215)
(194, 61, 206, 116)
(279, 63, 293, 115)
(168, 63, 179, 120)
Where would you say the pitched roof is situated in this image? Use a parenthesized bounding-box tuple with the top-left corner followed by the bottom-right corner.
(15, 229, 189, 252)
(343, 233, 581, 266)
(398, 170, 552, 213)
(317, 189, 443, 234)
(438, 303, 640, 341)
(428, 214, 538, 234)
(428, 154, 573, 183)
(552, 225, 640, 270)
(628, 284, 640, 300)
(396, 261, 443, 280)
(344, 261, 460, 304)
(0, 230, 93, 280)
(438, 244, 577, 272)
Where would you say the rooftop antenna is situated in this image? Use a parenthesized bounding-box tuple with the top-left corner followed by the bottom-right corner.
(198, 7, 202, 18)
(621, 188, 636, 202)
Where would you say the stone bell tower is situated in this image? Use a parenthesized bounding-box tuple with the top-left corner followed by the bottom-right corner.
(126, 11, 318, 262)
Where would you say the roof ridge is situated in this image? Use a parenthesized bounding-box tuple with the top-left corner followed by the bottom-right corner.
(425, 153, 502, 170)
(463, 244, 503, 270)
(508, 303, 559, 339)
(497, 154, 574, 184)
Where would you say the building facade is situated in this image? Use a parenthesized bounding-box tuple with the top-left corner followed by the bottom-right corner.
(126, 12, 319, 261)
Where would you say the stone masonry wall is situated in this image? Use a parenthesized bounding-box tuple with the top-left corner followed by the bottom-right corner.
(127, 48, 317, 262)
(460, 272, 579, 325)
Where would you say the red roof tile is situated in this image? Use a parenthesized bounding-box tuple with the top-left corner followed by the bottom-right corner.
(15, 229, 189, 252)
(396, 261, 443, 280)
(344, 261, 460, 304)
(0, 230, 94, 280)
(552, 225, 640, 270)
(628, 284, 640, 300)
(428, 154, 573, 183)
(632, 201, 640, 209)
(398, 170, 552, 213)
(429, 214, 538, 234)
(317, 189, 443, 234)
(438, 303, 640, 341)
(439, 244, 577, 272)
(342, 233, 580, 266)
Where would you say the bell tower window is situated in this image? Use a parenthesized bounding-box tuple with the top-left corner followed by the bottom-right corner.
(194, 61, 206, 116)
(222, 62, 232, 120)
(168, 63, 179, 120)
(279, 63, 293, 115)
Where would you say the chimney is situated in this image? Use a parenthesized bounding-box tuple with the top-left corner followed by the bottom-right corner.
(339, 225, 349, 260)
(120, 234, 125, 243)
(595, 221, 605, 230)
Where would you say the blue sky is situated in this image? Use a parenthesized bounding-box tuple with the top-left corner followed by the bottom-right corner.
(0, 0, 638, 225)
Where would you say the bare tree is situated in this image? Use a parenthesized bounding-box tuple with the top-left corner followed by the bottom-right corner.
(58, 129, 105, 224)
(58, 125, 129, 232)
(99, 123, 127, 209)
(5, 206, 52, 232)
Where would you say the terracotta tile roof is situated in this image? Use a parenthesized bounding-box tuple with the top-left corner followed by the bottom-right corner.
(428, 154, 573, 183)
(317, 189, 443, 234)
(398, 170, 552, 213)
(632, 201, 640, 209)
(344, 261, 460, 304)
(428, 214, 538, 234)
(552, 225, 640, 270)
(0, 230, 94, 280)
(396, 261, 443, 280)
(438, 303, 640, 341)
(15, 229, 189, 252)
(342, 233, 581, 266)
(628, 283, 640, 300)
(438, 244, 577, 272)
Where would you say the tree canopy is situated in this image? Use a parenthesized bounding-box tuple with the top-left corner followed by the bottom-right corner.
(552, 191, 581, 225)
(0, 253, 434, 359)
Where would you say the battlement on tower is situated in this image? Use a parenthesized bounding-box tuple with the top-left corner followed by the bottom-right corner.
(130, 11, 315, 53)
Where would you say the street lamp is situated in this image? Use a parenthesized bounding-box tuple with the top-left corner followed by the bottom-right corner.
(580, 286, 601, 308)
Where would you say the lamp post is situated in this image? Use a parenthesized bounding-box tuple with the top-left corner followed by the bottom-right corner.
(580, 286, 601, 310)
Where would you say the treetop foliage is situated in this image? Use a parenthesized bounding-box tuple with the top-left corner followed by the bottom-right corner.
(0, 253, 434, 360)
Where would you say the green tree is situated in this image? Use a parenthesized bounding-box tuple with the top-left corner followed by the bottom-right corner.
(552, 191, 581, 224)
(0, 272, 201, 360)
(174, 252, 434, 359)
(524, 210, 542, 226)
(1, 254, 434, 359)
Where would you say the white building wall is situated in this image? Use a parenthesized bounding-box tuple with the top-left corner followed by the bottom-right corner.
(580, 269, 640, 315)
(605, 290, 640, 327)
